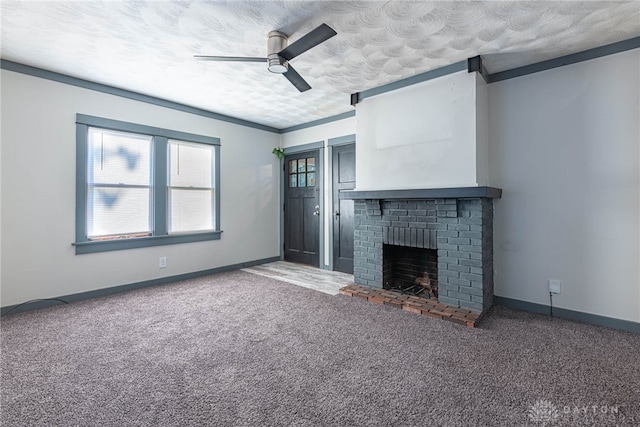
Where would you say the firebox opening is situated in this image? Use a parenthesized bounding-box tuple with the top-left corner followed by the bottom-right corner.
(383, 245, 438, 299)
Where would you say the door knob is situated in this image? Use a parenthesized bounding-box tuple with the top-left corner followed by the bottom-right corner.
(334, 211, 340, 217)
(313, 205, 320, 216)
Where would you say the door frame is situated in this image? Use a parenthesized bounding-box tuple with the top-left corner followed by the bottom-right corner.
(280, 141, 324, 265)
(327, 134, 356, 272)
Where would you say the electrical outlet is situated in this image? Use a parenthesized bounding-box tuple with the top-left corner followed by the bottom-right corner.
(549, 279, 561, 294)
(159, 256, 167, 269)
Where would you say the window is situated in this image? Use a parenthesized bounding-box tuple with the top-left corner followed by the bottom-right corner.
(288, 157, 315, 188)
(168, 140, 214, 233)
(75, 114, 221, 254)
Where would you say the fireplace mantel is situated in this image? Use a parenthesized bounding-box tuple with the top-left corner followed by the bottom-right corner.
(340, 186, 502, 200)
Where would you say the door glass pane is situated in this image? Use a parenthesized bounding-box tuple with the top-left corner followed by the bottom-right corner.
(298, 174, 306, 187)
(307, 172, 315, 187)
(306, 158, 315, 172)
(289, 160, 297, 174)
(298, 159, 306, 173)
(289, 174, 297, 188)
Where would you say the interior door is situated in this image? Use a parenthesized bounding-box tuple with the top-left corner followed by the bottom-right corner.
(284, 151, 320, 266)
(332, 144, 355, 274)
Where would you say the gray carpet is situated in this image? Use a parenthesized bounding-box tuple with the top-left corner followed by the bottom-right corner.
(1, 270, 639, 426)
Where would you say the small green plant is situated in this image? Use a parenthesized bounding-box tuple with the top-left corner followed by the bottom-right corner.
(272, 147, 284, 159)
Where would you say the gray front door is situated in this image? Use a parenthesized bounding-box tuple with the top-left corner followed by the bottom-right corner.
(332, 144, 355, 274)
(284, 151, 320, 266)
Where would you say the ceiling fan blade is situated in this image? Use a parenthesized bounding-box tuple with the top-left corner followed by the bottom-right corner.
(279, 23, 337, 61)
(194, 55, 266, 62)
(283, 65, 311, 92)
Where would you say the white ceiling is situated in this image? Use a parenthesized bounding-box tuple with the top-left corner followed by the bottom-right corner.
(2, 1, 639, 130)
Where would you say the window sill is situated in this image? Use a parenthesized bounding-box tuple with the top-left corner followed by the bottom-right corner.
(73, 231, 222, 254)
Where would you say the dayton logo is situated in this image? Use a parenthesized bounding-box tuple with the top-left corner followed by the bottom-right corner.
(528, 400, 560, 425)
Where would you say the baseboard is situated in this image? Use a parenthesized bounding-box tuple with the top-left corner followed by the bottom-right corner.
(493, 296, 640, 333)
(0, 256, 280, 317)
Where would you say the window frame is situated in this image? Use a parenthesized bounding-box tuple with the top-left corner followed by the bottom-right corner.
(74, 114, 221, 254)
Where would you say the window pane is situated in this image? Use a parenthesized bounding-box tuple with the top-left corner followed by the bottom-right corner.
(289, 174, 297, 188)
(87, 187, 150, 238)
(298, 174, 306, 187)
(169, 141, 213, 188)
(307, 172, 315, 187)
(289, 160, 297, 174)
(88, 128, 151, 186)
(306, 158, 315, 172)
(170, 189, 213, 232)
(298, 159, 306, 173)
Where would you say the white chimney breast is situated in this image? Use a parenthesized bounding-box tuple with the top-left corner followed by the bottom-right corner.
(355, 70, 490, 190)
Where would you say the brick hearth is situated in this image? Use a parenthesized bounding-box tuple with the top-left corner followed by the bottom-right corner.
(339, 283, 483, 328)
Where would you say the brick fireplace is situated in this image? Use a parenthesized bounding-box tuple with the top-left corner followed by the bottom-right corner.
(344, 187, 501, 314)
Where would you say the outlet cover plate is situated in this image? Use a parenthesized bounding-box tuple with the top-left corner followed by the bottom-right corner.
(549, 279, 561, 294)
(159, 257, 167, 269)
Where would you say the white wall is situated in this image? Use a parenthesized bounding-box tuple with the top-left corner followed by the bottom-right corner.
(280, 116, 355, 148)
(355, 71, 485, 190)
(0, 70, 281, 306)
(489, 49, 640, 322)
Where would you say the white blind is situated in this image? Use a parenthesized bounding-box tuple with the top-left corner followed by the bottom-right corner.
(87, 127, 152, 239)
(168, 140, 214, 233)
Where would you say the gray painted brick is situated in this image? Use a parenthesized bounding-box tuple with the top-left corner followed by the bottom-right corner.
(471, 280, 483, 289)
(471, 295, 484, 303)
(449, 238, 471, 245)
(438, 230, 459, 238)
(459, 218, 483, 225)
(447, 291, 471, 301)
(437, 244, 459, 251)
(448, 264, 470, 274)
(438, 296, 460, 307)
(460, 259, 483, 268)
(447, 277, 472, 287)
(409, 222, 427, 229)
(460, 300, 483, 311)
(459, 245, 482, 253)
(470, 267, 483, 275)
(447, 224, 470, 231)
(461, 272, 483, 282)
(459, 231, 482, 239)
(438, 257, 460, 265)
(446, 251, 472, 259)
(439, 269, 460, 278)
(436, 204, 457, 211)
(439, 283, 459, 293)
(427, 223, 447, 230)
(446, 211, 457, 218)
(435, 218, 459, 224)
(458, 286, 483, 296)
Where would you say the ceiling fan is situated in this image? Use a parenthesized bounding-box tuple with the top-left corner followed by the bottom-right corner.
(194, 23, 337, 93)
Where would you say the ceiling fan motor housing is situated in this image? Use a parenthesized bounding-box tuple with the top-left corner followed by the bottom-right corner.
(267, 31, 288, 73)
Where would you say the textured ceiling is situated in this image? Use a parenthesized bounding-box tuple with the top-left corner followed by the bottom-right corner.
(2, 1, 639, 130)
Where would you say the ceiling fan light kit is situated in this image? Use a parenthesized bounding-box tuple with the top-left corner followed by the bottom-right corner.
(195, 23, 337, 92)
(267, 31, 289, 74)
